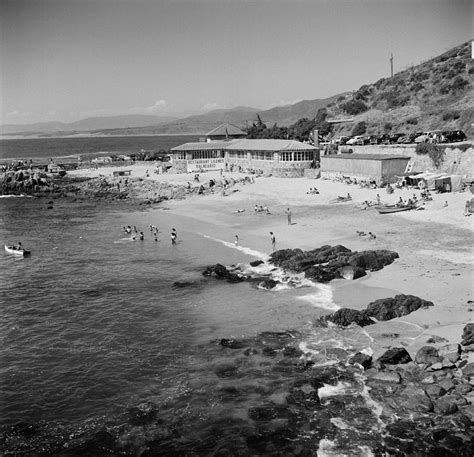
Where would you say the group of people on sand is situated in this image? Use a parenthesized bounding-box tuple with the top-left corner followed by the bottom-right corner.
(254, 204, 271, 214)
(306, 187, 319, 195)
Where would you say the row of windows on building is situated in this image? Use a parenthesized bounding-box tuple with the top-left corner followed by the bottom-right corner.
(175, 150, 314, 161)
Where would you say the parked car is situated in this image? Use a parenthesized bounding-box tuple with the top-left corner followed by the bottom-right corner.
(443, 130, 467, 142)
(388, 133, 406, 144)
(337, 136, 350, 145)
(415, 133, 430, 143)
(398, 132, 424, 144)
(346, 136, 363, 145)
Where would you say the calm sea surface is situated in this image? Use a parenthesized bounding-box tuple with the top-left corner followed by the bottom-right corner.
(0, 135, 200, 161)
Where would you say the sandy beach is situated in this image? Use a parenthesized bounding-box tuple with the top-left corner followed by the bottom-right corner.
(70, 165, 474, 359)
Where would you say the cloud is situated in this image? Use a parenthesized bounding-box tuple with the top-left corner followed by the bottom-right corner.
(273, 98, 303, 107)
(201, 102, 220, 111)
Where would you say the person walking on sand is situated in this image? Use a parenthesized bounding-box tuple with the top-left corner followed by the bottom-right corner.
(234, 235, 239, 246)
(270, 232, 276, 251)
(171, 230, 177, 245)
(286, 208, 292, 225)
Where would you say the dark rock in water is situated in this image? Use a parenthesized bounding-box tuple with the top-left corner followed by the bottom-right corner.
(303, 265, 338, 282)
(268, 245, 398, 283)
(378, 347, 412, 365)
(415, 346, 441, 365)
(258, 279, 278, 290)
(243, 348, 259, 356)
(128, 401, 157, 426)
(426, 335, 448, 344)
(250, 260, 264, 267)
(321, 308, 374, 327)
(220, 338, 246, 349)
(363, 294, 434, 321)
(202, 263, 244, 283)
(461, 323, 474, 346)
(172, 281, 196, 288)
(349, 352, 373, 369)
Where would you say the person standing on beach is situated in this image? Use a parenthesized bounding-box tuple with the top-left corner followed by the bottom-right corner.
(172, 228, 177, 240)
(286, 208, 292, 225)
(270, 232, 276, 251)
(234, 235, 239, 246)
(171, 230, 177, 245)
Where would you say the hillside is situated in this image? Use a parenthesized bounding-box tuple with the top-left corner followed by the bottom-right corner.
(326, 41, 473, 139)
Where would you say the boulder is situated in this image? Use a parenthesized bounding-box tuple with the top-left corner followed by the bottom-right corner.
(363, 295, 434, 321)
(425, 384, 447, 399)
(378, 347, 412, 365)
(250, 260, 264, 267)
(202, 264, 244, 283)
(438, 343, 461, 364)
(258, 279, 279, 290)
(462, 362, 474, 378)
(415, 346, 441, 365)
(461, 323, 474, 346)
(349, 352, 373, 369)
(434, 396, 458, 415)
(437, 378, 456, 393)
(321, 308, 374, 328)
(347, 249, 399, 271)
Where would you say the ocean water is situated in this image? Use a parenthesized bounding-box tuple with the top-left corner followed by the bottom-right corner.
(1, 196, 388, 455)
(0, 135, 200, 161)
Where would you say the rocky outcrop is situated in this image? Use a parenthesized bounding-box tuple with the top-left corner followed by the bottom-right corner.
(0, 170, 56, 195)
(377, 347, 412, 365)
(319, 294, 433, 328)
(202, 264, 245, 283)
(363, 294, 434, 321)
(268, 245, 399, 283)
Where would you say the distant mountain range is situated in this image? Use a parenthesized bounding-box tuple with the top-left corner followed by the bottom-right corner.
(0, 114, 178, 135)
(2, 41, 472, 138)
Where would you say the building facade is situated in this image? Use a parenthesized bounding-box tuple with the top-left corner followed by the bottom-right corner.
(170, 138, 319, 175)
(320, 154, 411, 183)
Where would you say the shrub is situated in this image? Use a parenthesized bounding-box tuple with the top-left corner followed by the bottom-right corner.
(375, 78, 386, 89)
(451, 76, 469, 92)
(383, 122, 392, 132)
(406, 117, 418, 125)
(352, 121, 367, 136)
(442, 110, 460, 121)
(337, 95, 346, 102)
(341, 99, 369, 115)
(379, 91, 410, 109)
(469, 67, 474, 75)
(439, 84, 451, 95)
(415, 143, 445, 168)
(411, 82, 424, 92)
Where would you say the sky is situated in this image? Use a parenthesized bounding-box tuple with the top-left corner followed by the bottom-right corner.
(0, 0, 472, 125)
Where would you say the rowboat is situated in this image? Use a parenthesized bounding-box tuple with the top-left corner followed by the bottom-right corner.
(4, 245, 31, 257)
(376, 206, 414, 214)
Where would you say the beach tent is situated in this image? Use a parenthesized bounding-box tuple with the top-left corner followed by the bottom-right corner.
(433, 174, 463, 192)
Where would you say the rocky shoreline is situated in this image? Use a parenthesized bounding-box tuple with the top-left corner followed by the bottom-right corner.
(0, 169, 246, 205)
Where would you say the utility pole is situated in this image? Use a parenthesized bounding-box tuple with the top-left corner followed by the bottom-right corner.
(390, 53, 393, 77)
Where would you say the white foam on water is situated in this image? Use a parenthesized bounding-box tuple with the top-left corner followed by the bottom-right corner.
(297, 283, 339, 311)
(354, 371, 385, 430)
(317, 381, 352, 400)
(200, 233, 268, 260)
(0, 194, 31, 198)
(330, 417, 358, 432)
(317, 438, 374, 457)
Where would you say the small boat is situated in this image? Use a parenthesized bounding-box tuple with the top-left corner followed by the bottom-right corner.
(4, 245, 31, 257)
(376, 206, 414, 214)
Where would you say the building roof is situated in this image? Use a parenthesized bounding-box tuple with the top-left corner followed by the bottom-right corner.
(225, 139, 317, 151)
(206, 123, 247, 137)
(322, 154, 410, 160)
(171, 138, 317, 152)
(171, 141, 230, 151)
